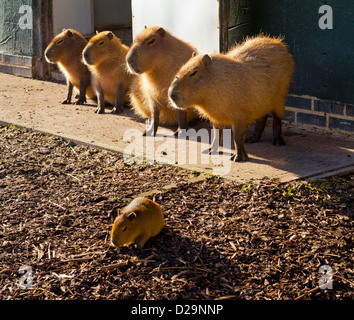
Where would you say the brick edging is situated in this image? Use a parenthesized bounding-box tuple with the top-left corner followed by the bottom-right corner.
(0, 53, 33, 78)
(284, 94, 353, 133)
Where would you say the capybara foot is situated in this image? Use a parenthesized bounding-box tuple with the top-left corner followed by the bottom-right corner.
(272, 135, 286, 146)
(111, 106, 123, 114)
(142, 128, 156, 137)
(62, 99, 71, 105)
(74, 98, 86, 105)
(173, 128, 188, 138)
(207, 147, 221, 155)
(230, 152, 249, 162)
(95, 107, 105, 114)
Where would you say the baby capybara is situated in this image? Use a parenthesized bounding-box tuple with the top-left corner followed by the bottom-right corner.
(126, 26, 197, 136)
(169, 35, 294, 161)
(110, 197, 164, 249)
(45, 29, 95, 105)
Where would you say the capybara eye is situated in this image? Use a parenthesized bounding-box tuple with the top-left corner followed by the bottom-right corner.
(147, 38, 155, 45)
(99, 41, 104, 46)
(122, 226, 127, 232)
(56, 39, 63, 45)
(189, 70, 198, 78)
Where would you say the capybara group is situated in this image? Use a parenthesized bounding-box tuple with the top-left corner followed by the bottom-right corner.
(169, 35, 294, 161)
(45, 28, 295, 163)
(45, 29, 95, 105)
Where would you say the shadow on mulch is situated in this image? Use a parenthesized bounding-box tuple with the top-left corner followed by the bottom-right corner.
(0, 125, 353, 300)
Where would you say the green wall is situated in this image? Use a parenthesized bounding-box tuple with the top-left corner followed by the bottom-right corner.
(228, 0, 354, 104)
(0, 0, 33, 56)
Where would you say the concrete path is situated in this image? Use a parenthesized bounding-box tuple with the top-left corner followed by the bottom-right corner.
(0, 72, 353, 183)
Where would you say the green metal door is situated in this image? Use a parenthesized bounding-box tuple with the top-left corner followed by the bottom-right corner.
(225, 0, 354, 104)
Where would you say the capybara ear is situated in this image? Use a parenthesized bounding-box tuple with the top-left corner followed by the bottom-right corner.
(202, 54, 212, 66)
(66, 29, 73, 37)
(107, 31, 114, 40)
(157, 27, 165, 37)
(127, 212, 137, 221)
(192, 51, 198, 57)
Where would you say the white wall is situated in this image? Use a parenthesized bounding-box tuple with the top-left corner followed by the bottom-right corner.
(132, 0, 220, 54)
(52, 0, 94, 37)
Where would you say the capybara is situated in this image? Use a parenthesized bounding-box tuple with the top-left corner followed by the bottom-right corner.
(82, 31, 131, 114)
(45, 29, 95, 105)
(110, 197, 164, 249)
(169, 35, 294, 161)
(126, 26, 197, 136)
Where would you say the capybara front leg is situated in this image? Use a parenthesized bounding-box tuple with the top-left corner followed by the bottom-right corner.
(143, 104, 160, 137)
(135, 234, 149, 249)
(94, 84, 105, 114)
(209, 123, 223, 154)
(272, 112, 286, 146)
(231, 122, 249, 162)
(174, 110, 188, 136)
(62, 81, 73, 104)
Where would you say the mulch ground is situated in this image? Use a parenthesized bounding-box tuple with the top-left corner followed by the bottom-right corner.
(0, 125, 353, 300)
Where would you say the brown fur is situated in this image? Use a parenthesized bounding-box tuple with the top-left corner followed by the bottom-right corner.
(169, 35, 294, 161)
(126, 26, 198, 135)
(45, 29, 95, 104)
(110, 197, 164, 249)
(82, 31, 131, 114)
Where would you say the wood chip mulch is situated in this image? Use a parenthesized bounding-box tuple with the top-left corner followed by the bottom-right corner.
(0, 125, 353, 300)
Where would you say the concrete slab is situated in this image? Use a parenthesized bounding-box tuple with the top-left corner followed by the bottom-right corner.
(0, 72, 353, 183)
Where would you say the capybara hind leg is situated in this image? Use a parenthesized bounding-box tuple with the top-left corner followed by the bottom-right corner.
(272, 112, 286, 146)
(246, 114, 268, 143)
(174, 110, 188, 137)
(208, 123, 223, 154)
(62, 81, 73, 104)
(231, 122, 249, 162)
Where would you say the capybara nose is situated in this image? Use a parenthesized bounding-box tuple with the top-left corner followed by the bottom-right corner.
(126, 51, 141, 74)
(44, 48, 52, 62)
(110, 237, 118, 247)
(169, 87, 178, 102)
(170, 92, 177, 102)
(127, 55, 135, 69)
(83, 49, 90, 65)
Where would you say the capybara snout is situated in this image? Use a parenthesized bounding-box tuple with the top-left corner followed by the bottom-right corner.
(82, 48, 92, 65)
(168, 81, 180, 106)
(44, 48, 54, 63)
(126, 48, 141, 74)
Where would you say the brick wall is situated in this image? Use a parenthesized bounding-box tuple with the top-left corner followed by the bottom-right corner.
(284, 95, 354, 133)
(0, 53, 33, 78)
